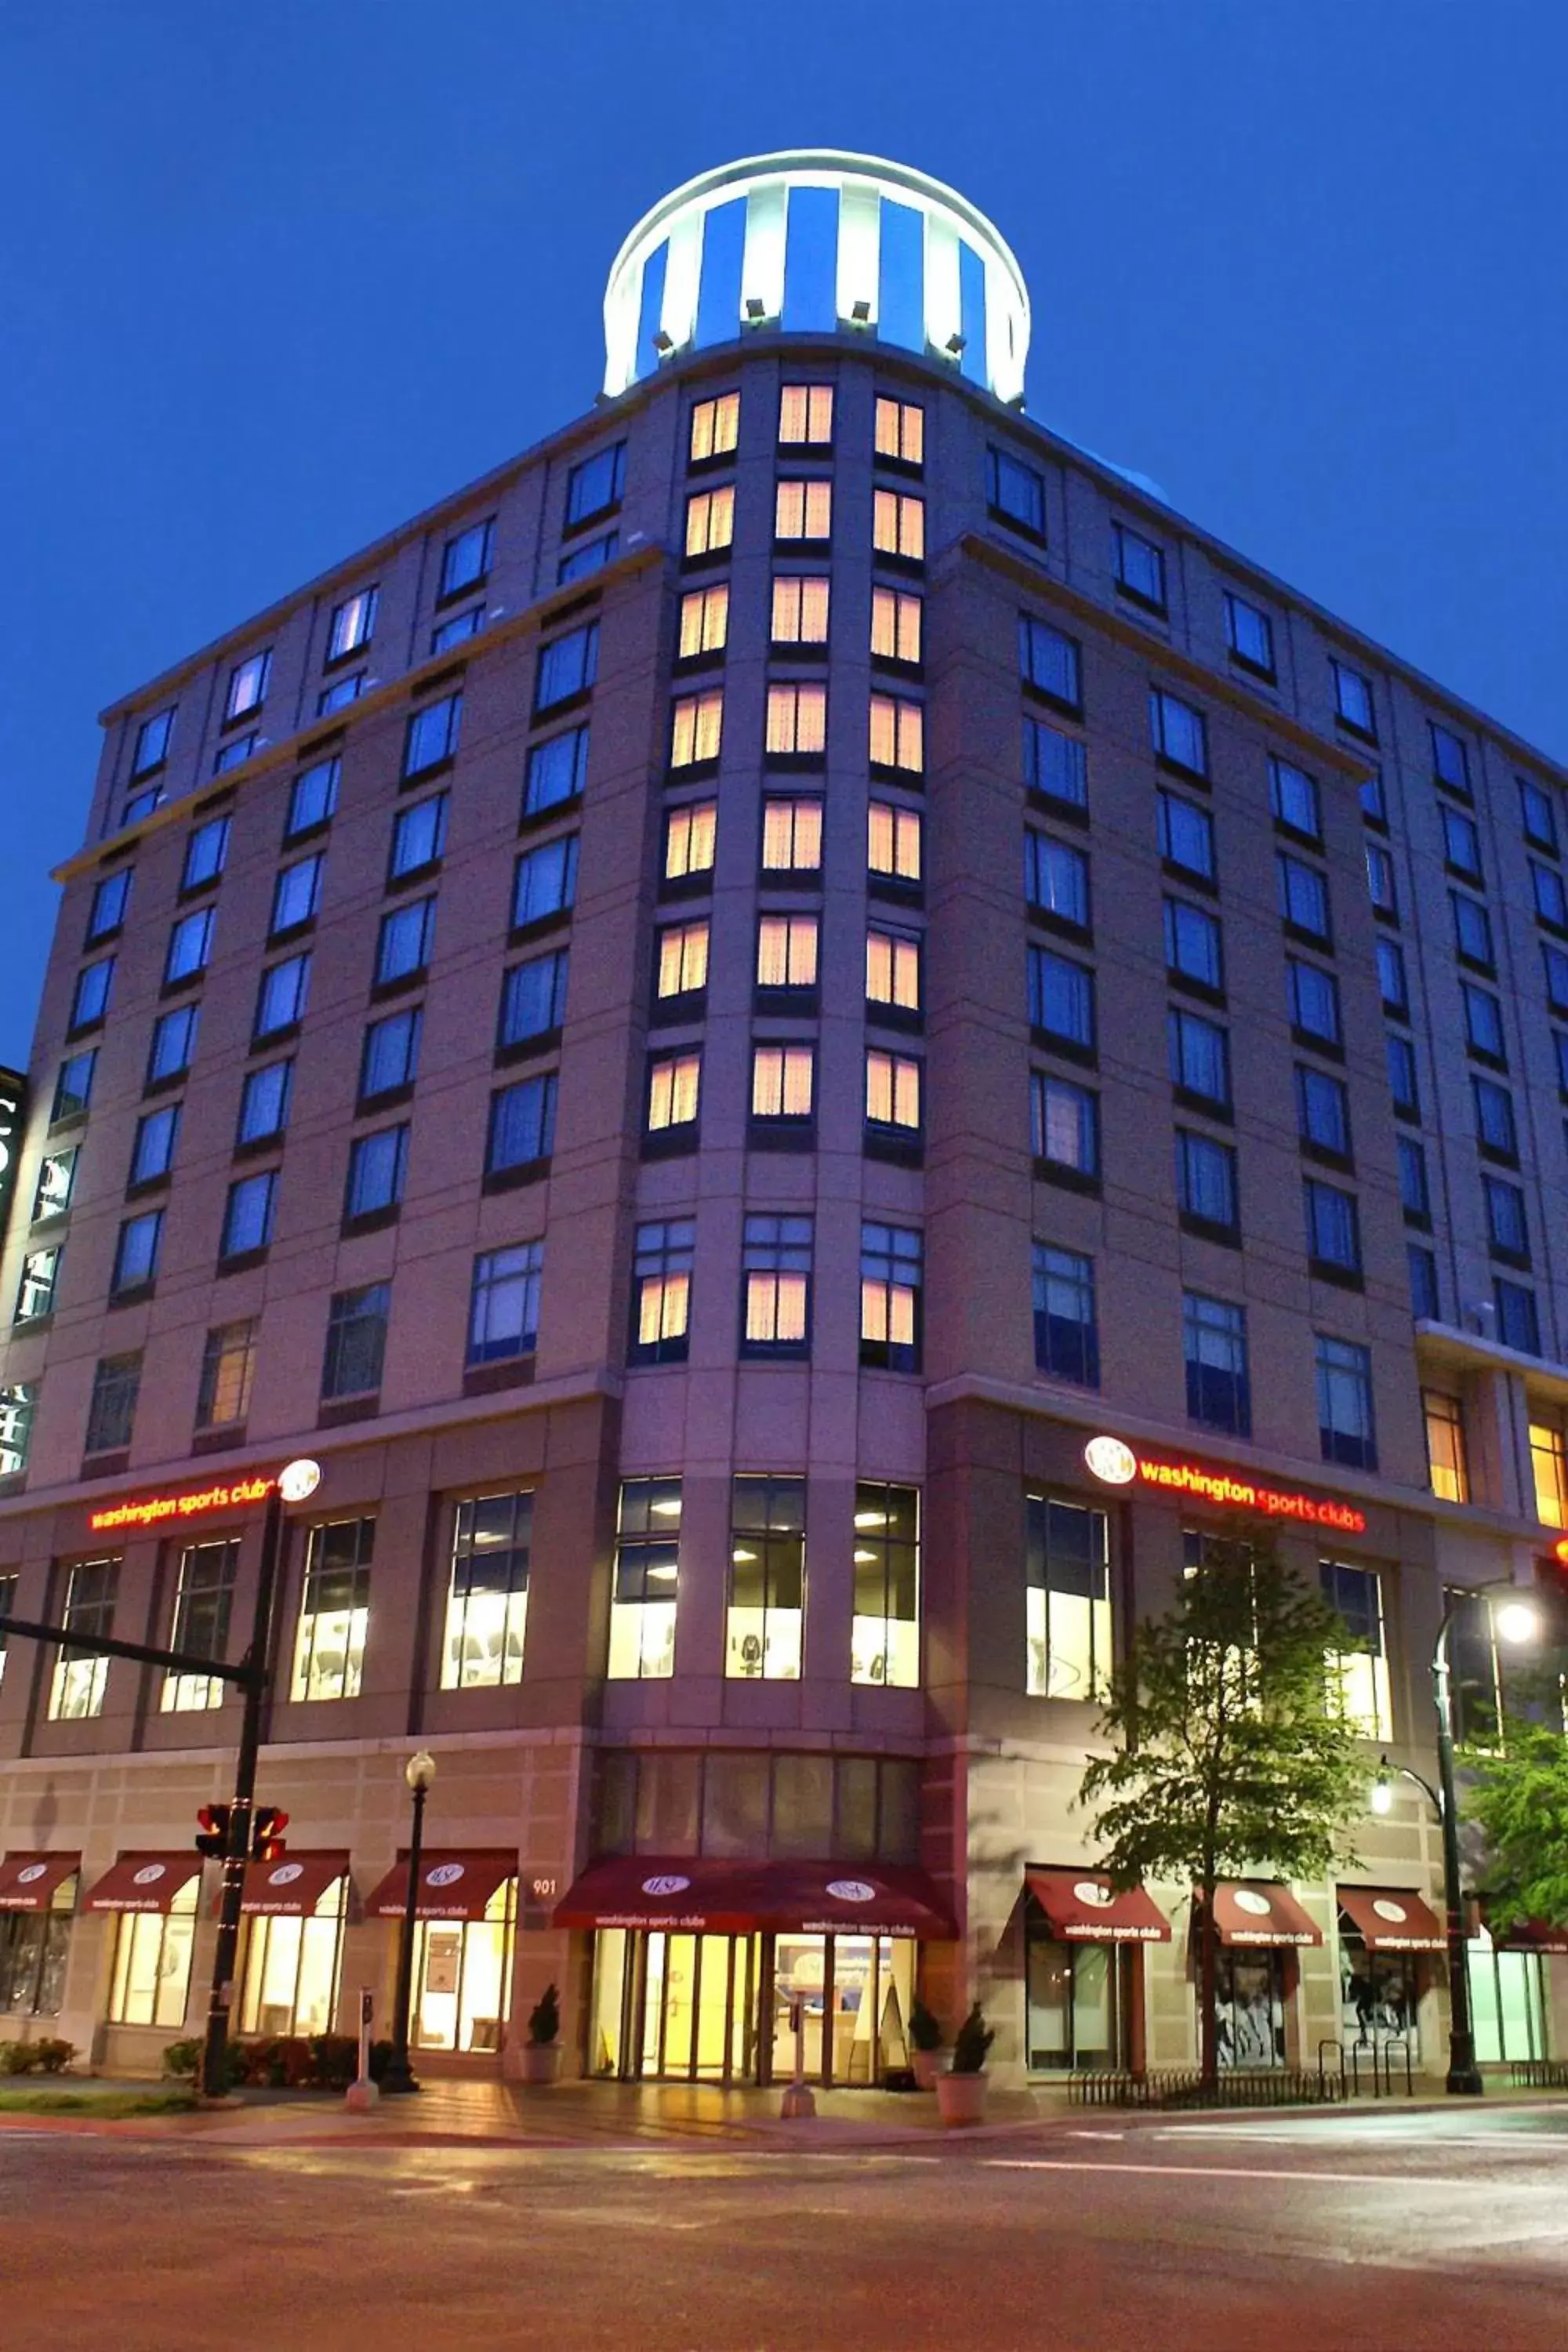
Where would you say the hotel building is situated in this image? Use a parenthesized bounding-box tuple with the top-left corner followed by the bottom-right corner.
(0, 151, 1563, 2085)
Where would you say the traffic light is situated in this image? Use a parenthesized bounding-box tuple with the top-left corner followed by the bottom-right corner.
(1530, 1544, 1568, 1644)
(195, 1803, 231, 1859)
(251, 1806, 289, 1863)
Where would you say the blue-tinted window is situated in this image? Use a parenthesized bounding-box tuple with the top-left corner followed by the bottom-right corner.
(1030, 1073, 1098, 1174)
(390, 794, 448, 880)
(1296, 1065, 1349, 1156)
(431, 605, 486, 655)
(1451, 892, 1494, 968)
(376, 898, 435, 985)
(345, 1127, 408, 1221)
(1023, 717, 1087, 808)
(1150, 691, 1206, 776)
(71, 960, 114, 1031)
(147, 1005, 197, 1084)
(1377, 938, 1408, 1014)
(286, 757, 339, 839)
(514, 835, 579, 927)
(487, 1074, 557, 1174)
(1462, 983, 1505, 1060)
(469, 1243, 543, 1363)
(564, 444, 626, 529)
(112, 1210, 163, 1294)
(1158, 789, 1214, 878)
(524, 725, 590, 816)
(1028, 949, 1094, 1047)
(988, 450, 1046, 535)
(1408, 1245, 1439, 1321)
(238, 1060, 292, 1145)
(1519, 776, 1559, 855)
(53, 1050, 96, 1121)
(1115, 526, 1166, 607)
(132, 707, 175, 775)
(499, 952, 568, 1047)
(1225, 595, 1273, 673)
(535, 624, 599, 713)
(1288, 958, 1340, 1045)
(1165, 898, 1223, 989)
(1473, 1077, 1517, 1158)
(254, 953, 310, 1040)
(165, 908, 215, 984)
(1386, 1033, 1420, 1119)
(1168, 1008, 1230, 1106)
(1316, 1334, 1376, 1468)
(1484, 1176, 1528, 1258)
(86, 868, 132, 944)
(1024, 831, 1090, 927)
(270, 855, 323, 936)
(360, 1009, 422, 1101)
(1278, 855, 1330, 938)
(405, 693, 461, 778)
(1032, 1243, 1098, 1385)
(1494, 1279, 1541, 1355)
(1396, 1138, 1429, 1221)
(558, 532, 619, 585)
(182, 816, 230, 891)
(439, 518, 494, 600)
(1018, 616, 1080, 706)
(1176, 1131, 1237, 1229)
(129, 1105, 179, 1187)
(1333, 662, 1376, 737)
(1270, 758, 1321, 840)
(1184, 1292, 1250, 1436)
(221, 1171, 276, 1260)
(1429, 721, 1470, 793)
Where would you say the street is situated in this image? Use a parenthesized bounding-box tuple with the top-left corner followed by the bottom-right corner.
(2, 2105, 1566, 2350)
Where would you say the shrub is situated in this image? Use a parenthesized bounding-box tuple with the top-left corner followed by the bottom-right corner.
(527, 1984, 561, 2046)
(162, 2038, 203, 2082)
(908, 1997, 943, 2054)
(950, 2003, 995, 2075)
(32, 2038, 76, 2074)
(0, 2041, 42, 2074)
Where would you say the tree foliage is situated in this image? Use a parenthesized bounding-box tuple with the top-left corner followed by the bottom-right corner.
(1460, 1704, 1568, 1935)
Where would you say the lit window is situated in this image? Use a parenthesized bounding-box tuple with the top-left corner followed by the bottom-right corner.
(1018, 617, 1081, 707)
(630, 1220, 695, 1363)
(292, 1519, 373, 1701)
(286, 757, 339, 840)
(1321, 1560, 1392, 1740)
(761, 797, 822, 873)
(195, 1320, 256, 1432)
(1225, 593, 1274, 673)
(467, 1242, 543, 1363)
(860, 1224, 921, 1372)
(689, 392, 739, 464)
(756, 915, 818, 990)
(328, 587, 377, 662)
(238, 1876, 347, 2042)
(48, 1558, 117, 1720)
(876, 397, 924, 466)
(15, 1248, 60, 1324)
(1530, 1417, 1567, 1527)
(656, 920, 710, 1000)
(495, 953, 567, 1051)
(220, 1171, 277, 1261)
(321, 1285, 388, 1399)
(404, 692, 461, 778)
(564, 445, 625, 529)
(775, 479, 833, 542)
(1184, 1292, 1250, 1436)
(678, 584, 729, 658)
(1026, 1497, 1109, 1699)
(670, 690, 724, 768)
(665, 800, 717, 882)
(766, 682, 827, 757)
(986, 448, 1045, 535)
(32, 1148, 76, 1220)
(851, 1483, 920, 1687)
(750, 1044, 815, 1120)
(771, 575, 830, 646)
(869, 694, 923, 772)
(1423, 1390, 1468, 1503)
(513, 835, 578, 927)
(1150, 691, 1207, 777)
(270, 854, 323, 937)
(684, 486, 735, 559)
(485, 1076, 557, 1177)
(107, 1876, 196, 2030)
(647, 1050, 701, 1134)
(439, 518, 495, 600)
(871, 587, 921, 663)
(868, 800, 920, 883)
(0, 1384, 35, 1477)
(1316, 1334, 1376, 1469)
(865, 1048, 921, 1131)
(225, 650, 270, 722)
(608, 1479, 679, 1680)
(779, 384, 833, 445)
(441, 1494, 532, 1690)
(1033, 1243, 1098, 1383)
(741, 1214, 812, 1351)
(872, 488, 924, 560)
(1031, 1073, 1098, 1177)
(727, 1475, 804, 1680)
(866, 927, 920, 1011)
(162, 1540, 238, 1712)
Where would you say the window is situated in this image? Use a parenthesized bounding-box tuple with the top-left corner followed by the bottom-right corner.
(286, 757, 339, 840)
(1484, 1174, 1529, 1260)
(1025, 832, 1091, 929)
(766, 682, 826, 758)
(872, 488, 924, 561)
(404, 692, 461, 779)
(647, 1050, 701, 1137)
(755, 915, 817, 993)
(1026, 1497, 1110, 1700)
(565, 444, 625, 528)
(390, 794, 448, 880)
(1115, 524, 1166, 607)
(225, 650, 270, 721)
(162, 1540, 238, 1712)
(1530, 1415, 1568, 1527)
(1297, 1065, 1351, 1158)
(1422, 1389, 1468, 1504)
(1176, 1131, 1238, 1232)
(196, 1319, 256, 1430)
(771, 574, 830, 648)
(670, 689, 724, 768)
(1519, 777, 1560, 855)
(1316, 1334, 1376, 1468)
(775, 479, 832, 543)
(1408, 1244, 1439, 1322)
(237, 1876, 348, 2043)
(761, 797, 822, 875)
(182, 815, 230, 892)
(1287, 957, 1341, 1047)
(47, 1559, 117, 1719)
(1225, 593, 1274, 673)
(318, 674, 363, 717)
(1185, 1293, 1250, 1436)
(1306, 1177, 1363, 1272)
(851, 1484, 920, 1688)
(657, 920, 711, 1001)
(1031, 1072, 1099, 1176)
(523, 725, 589, 820)
(630, 1220, 694, 1363)
(608, 1479, 679, 1680)
(439, 517, 495, 599)
(375, 898, 435, 985)
(165, 907, 214, 985)
(16, 1249, 60, 1323)
(129, 1104, 179, 1187)
(1024, 717, 1087, 810)
(238, 1058, 292, 1144)
(33, 1148, 76, 1219)
(1149, 689, 1207, 776)
(442, 1493, 532, 1690)
(292, 1518, 374, 1701)
(1361, 768, 1388, 824)
(1018, 617, 1081, 708)
(1473, 1076, 1517, 1160)
(1270, 758, 1321, 841)
(1157, 788, 1214, 879)
(678, 583, 730, 659)
(1376, 938, 1408, 1017)
(685, 485, 735, 559)
(779, 383, 833, 445)
(52, 1050, 96, 1121)
(876, 397, 924, 466)
(1440, 804, 1482, 880)
(1333, 660, 1376, 737)
(557, 533, 616, 586)
(1321, 1561, 1391, 1740)
(866, 925, 920, 1013)
(86, 866, 132, 944)
(871, 586, 921, 664)
(270, 855, 323, 938)
(986, 446, 1045, 534)
(514, 834, 579, 928)
(1386, 1033, 1420, 1119)
(741, 1214, 812, 1352)
(328, 587, 376, 662)
(321, 1285, 389, 1399)
(69, 959, 114, 1031)
(220, 1170, 276, 1260)
(727, 1474, 806, 1680)
(1462, 982, 1505, 1062)
(1033, 1244, 1098, 1385)
(85, 1353, 140, 1454)
(666, 800, 717, 882)
(535, 622, 598, 713)
(1028, 948, 1094, 1050)
(1168, 1007, 1230, 1108)
(113, 1214, 165, 1297)
(467, 1242, 543, 1364)
(689, 391, 739, 463)
(1365, 842, 1398, 917)
(214, 728, 259, 773)
(1165, 898, 1223, 990)
(1544, 943, 1568, 1014)
(868, 800, 921, 884)
(345, 1126, 408, 1221)
(860, 1224, 921, 1371)
(1278, 853, 1330, 940)
(132, 706, 175, 775)
(869, 694, 923, 773)
(485, 1074, 557, 1176)
(0, 1383, 34, 1477)
(1430, 721, 1470, 794)
(1451, 892, 1494, 969)
(1495, 1279, 1541, 1356)
(751, 1044, 815, 1122)
(496, 952, 567, 1050)
(1534, 862, 1568, 931)
(107, 1876, 197, 2029)
(865, 1048, 921, 1134)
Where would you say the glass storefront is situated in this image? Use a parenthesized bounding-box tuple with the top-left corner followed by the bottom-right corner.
(1215, 1949, 1286, 2068)
(239, 1877, 348, 2038)
(0, 1879, 77, 2018)
(1468, 1930, 1548, 2063)
(1338, 1933, 1417, 2053)
(411, 1878, 516, 2053)
(107, 1880, 198, 2030)
(1025, 1932, 1124, 2071)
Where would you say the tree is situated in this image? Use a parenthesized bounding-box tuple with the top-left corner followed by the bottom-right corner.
(1079, 1526, 1367, 2085)
(1460, 1700, 1568, 1937)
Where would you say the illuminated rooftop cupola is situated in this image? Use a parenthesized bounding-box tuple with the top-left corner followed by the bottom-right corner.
(603, 150, 1030, 406)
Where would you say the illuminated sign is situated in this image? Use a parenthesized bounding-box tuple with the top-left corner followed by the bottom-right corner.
(0, 1068, 24, 1249)
(1083, 1437, 1367, 1534)
(88, 1473, 276, 1534)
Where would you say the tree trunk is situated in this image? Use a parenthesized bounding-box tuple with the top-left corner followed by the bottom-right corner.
(1199, 1876, 1219, 2089)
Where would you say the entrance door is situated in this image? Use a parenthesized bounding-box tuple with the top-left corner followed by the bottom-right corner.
(770, 1933, 915, 2086)
(596, 1930, 758, 2082)
(1215, 1949, 1285, 2067)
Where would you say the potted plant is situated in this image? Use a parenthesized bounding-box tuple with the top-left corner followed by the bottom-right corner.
(519, 1983, 563, 2085)
(908, 1997, 945, 2090)
(935, 2002, 994, 2127)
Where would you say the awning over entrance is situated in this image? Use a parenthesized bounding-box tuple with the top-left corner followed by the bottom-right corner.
(1205, 1881, 1322, 1948)
(214, 1853, 351, 1918)
(84, 1852, 202, 1914)
(1337, 1885, 1445, 1953)
(0, 1852, 81, 1911)
(1025, 1867, 1171, 1944)
(1479, 1902, 1568, 1957)
(554, 1857, 957, 1939)
(365, 1851, 517, 1922)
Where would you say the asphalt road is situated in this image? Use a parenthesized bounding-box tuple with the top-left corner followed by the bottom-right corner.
(3, 2105, 1567, 2350)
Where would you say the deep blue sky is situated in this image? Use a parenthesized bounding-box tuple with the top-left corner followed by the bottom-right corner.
(2, 2, 1565, 1067)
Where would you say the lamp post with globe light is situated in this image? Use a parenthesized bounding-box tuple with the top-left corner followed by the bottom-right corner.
(382, 1750, 437, 2095)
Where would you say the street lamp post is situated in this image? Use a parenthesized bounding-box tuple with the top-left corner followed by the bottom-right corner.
(381, 1749, 437, 2096)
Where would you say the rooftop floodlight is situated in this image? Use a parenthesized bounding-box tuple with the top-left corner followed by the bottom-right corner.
(851, 298, 872, 322)
(745, 296, 767, 321)
(652, 328, 674, 355)
(944, 331, 966, 357)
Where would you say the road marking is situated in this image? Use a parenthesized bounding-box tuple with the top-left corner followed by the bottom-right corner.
(982, 2158, 1562, 2188)
(1067, 2130, 1126, 2140)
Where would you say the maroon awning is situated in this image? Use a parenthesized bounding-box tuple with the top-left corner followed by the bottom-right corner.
(554, 1857, 956, 1939)
(206, 1853, 350, 1918)
(1026, 1867, 1171, 1944)
(85, 1852, 202, 1914)
(1480, 1903, 1568, 1957)
(365, 1851, 517, 1922)
(1338, 1885, 1445, 1953)
(0, 1852, 80, 1911)
(1206, 1881, 1322, 1947)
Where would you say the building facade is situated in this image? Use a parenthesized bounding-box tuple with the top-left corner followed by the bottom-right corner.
(0, 151, 1564, 2086)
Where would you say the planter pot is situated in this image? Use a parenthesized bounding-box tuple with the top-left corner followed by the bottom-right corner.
(518, 2042, 563, 2086)
(935, 2069, 989, 2128)
(911, 2047, 944, 2091)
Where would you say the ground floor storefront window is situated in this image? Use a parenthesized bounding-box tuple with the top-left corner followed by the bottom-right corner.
(1025, 1927, 1127, 2071)
(412, 1882, 516, 2053)
(0, 1891, 76, 2017)
(1215, 1950, 1286, 2069)
(1338, 1936, 1417, 2052)
(240, 1877, 348, 2038)
(1468, 1931, 1548, 2063)
(107, 1881, 198, 2030)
